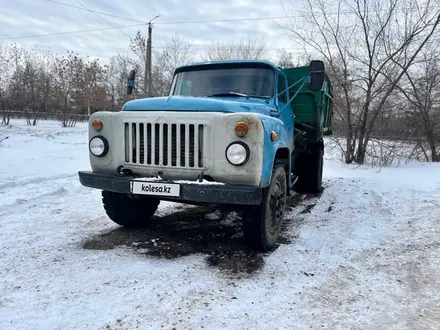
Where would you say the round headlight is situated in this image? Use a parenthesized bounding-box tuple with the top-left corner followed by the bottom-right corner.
(225, 141, 250, 166)
(89, 136, 109, 157)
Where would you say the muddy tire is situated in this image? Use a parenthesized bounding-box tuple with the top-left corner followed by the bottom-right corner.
(294, 142, 323, 194)
(102, 191, 160, 228)
(242, 162, 287, 251)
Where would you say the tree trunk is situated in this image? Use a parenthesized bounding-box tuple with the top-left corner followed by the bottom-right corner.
(427, 133, 439, 162)
(344, 135, 355, 164)
(355, 138, 366, 164)
(87, 91, 91, 116)
(430, 147, 439, 162)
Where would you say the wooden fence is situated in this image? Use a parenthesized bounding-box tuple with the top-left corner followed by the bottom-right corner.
(2, 110, 90, 122)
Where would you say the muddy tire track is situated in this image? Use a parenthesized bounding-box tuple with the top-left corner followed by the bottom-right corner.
(83, 189, 324, 277)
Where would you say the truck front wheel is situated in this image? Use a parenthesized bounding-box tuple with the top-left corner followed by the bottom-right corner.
(101, 191, 160, 228)
(242, 163, 287, 251)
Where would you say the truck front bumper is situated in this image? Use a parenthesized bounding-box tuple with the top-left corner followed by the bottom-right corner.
(78, 171, 262, 205)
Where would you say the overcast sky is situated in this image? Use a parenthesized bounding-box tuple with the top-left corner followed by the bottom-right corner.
(0, 0, 305, 63)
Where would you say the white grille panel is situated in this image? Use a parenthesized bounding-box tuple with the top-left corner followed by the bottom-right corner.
(124, 122, 205, 168)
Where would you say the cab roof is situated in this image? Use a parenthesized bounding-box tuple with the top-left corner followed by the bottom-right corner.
(174, 59, 280, 73)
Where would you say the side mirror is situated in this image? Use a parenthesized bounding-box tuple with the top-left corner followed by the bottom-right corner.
(307, 60, 325, 92)
(127, 70, 136, 95)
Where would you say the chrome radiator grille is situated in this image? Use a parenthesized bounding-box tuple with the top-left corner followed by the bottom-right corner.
(123, 122, 205, 168)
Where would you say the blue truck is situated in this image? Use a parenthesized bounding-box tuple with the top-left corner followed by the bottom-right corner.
(78, 59, 333, 251)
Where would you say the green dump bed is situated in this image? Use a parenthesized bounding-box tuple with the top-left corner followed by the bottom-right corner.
(283, 66, 333, 140)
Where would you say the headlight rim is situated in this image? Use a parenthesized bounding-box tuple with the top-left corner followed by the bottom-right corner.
(225, 141, 250, 166)
(89, 135, 109, 157)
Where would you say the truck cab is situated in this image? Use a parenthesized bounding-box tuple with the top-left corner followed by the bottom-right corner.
(78, 59, 333, 251)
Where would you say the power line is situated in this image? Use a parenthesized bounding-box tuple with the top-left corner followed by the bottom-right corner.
(45, 0, 289, 24)
(74, 0, 132, 38)
(0, 23, 144, 40)
(46, 0, 145, 23)
(0, 17, 291, 41)
(155, 7, 440, 24)
(2, 3, 439, 41)
(45, 0, 440, 25)
(45, 0, 300, 24)
(157, 16, 294, 24)
(45, 0, 299, 25)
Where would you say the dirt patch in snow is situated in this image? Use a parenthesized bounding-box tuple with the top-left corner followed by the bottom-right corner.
(83, 191, 321, 277)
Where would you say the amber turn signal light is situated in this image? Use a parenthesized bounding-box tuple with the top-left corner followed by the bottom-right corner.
(234, 122, 249, 137)
(92, 119, 103, 132)
(271, 131, 278, 141)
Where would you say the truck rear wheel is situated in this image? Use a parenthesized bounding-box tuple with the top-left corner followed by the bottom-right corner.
(242, 163, 287, 251)
(102, 191, 160, 228)
(294, 143, 323, 194)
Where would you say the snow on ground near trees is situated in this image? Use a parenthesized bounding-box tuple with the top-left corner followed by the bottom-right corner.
(1, 119, 440, 330)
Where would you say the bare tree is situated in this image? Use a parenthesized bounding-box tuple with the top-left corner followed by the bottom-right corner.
(0, 43, 116, 123)
(274, 49, 311, 68)
(152, 34, 196, 96)
(81, 57, 107, 116)
(281, 0, 440, 164)
(0, 43, 11, 125)
(396, 52, 440, 161)
(54, 52, 83, 127)
(112, 54, 140, 106)
(130, 31, 147, 65)
(129, 30, 149, 95)
(202, 36, 268, 61)
(275, 49, 296, 68)
(6, 44, 50, 126)
(130, 32, 195, 96)
(105, 55, 124, 111)
(38, 52, 56, 116)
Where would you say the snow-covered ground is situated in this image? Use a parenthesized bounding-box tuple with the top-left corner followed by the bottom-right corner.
(1, 119, 440, 330)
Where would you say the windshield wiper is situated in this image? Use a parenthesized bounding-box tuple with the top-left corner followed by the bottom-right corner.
(207, 92, 249, 99)
(247, 95, 271, 99)
(207, 92, 271, 100)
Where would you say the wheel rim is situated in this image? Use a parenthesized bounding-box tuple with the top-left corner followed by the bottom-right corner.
(319, 155, 323, 179)
(268, 181, 286, 235)
(318, 150, 323, 186)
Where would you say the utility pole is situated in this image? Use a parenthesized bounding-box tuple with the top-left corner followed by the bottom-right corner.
(144, 15, 160, 97)
(146, 22, 152, 97)
(144, 27, 149, 97)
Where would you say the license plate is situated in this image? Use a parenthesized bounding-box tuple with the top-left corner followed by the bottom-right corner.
(131, 181, 180, 197)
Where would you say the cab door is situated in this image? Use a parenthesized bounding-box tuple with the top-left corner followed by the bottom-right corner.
(276, 71, 294, 149)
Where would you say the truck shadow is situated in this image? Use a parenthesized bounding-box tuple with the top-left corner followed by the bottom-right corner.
(82, 191, 322, 277)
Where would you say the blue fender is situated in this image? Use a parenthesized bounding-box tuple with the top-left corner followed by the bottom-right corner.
(256, 114, 292, 187)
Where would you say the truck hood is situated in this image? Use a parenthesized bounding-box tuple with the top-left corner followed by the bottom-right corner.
(122, 95, 276, 115)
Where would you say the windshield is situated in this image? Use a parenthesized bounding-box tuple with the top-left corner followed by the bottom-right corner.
(170, 67, 274, 98)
